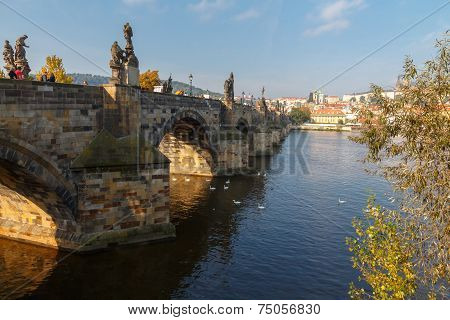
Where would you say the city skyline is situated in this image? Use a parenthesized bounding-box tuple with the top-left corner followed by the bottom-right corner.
(0, 0, 448, 97)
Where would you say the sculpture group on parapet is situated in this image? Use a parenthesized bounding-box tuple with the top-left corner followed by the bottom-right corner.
(224, 72, 234, 103)
(162, 74, 173, 94)
(2, 35, 31, 77)
(109, 22, 139, 86)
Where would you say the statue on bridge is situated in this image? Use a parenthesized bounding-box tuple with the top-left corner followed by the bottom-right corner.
(109, 23, 139, 86)
(14, 35, 31, 76)
(123, 22, 138, 68)
(162, 74, 173, 94)
(123, 22, 133, 51)
(3, 40, 15, 71)
(224, 72, 234, 103)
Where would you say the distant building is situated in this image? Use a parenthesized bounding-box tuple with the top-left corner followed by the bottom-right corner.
(308, 90, 324, 104)
(275, 97, 307, 113)
(342, 90, 397, 103)
(325, 95, 339, 104)
(311, 108, 346, 124)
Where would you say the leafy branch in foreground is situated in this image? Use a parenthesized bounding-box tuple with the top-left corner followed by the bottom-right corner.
(347, 198, 416, 299)
(349, 32, 449, 299)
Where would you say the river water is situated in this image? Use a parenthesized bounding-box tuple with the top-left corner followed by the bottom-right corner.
(0, 131, 392, 299)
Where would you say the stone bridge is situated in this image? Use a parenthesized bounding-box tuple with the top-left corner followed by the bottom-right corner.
(0, 79, 290, 251)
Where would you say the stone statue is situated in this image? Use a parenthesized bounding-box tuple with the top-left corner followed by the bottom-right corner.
(14, 35, 30, 76)
(3, 40, 15, 70)
(109, 41, 125, 84)
(164, 74, 173, 93)
(122, 22, 138, 68)
(110, 41, 125, 67)
(109, 23, 139, 85)
(123, 22, 133, 50)
(14, 35, 28, 62)
(224, 72, 234, 102)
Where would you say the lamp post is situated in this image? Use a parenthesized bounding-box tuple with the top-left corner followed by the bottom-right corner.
(189, 74, 193, 96)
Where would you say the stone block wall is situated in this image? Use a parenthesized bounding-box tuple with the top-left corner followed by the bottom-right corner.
(0, 79, 103, 177)
(72, 164, 174, 250)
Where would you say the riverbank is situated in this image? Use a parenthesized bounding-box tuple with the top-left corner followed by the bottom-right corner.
(293, 123, 353, 131)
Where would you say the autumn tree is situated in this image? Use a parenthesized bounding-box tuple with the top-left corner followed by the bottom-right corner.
(289, 107, 311, 124)
(348, 32, 449, 299)
(139, 69, 160, 91)
(36, 55, 73, 83)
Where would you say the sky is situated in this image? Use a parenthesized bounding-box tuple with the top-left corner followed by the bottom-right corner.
(0, 0, 448, 98)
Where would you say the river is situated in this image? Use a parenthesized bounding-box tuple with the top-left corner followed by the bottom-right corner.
(0, 130, 393, 299)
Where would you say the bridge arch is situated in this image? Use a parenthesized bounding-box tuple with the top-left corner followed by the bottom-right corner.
(0, 136, 77, 215)
(0, 136, 78, 247)
(157, 109, 217, 176)
(236, 117, 250, 135)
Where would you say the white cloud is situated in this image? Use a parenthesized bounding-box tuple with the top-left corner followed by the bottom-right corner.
(234, 8, 260, 21)
(304, 19, 349, 37)
(188, 0, 231, 20)
(304, 0, 365, 37)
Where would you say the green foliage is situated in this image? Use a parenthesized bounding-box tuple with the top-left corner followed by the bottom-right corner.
(350, 32, 449, 298)
(347, 198, 416, 299)
(289, 107, 311, 124)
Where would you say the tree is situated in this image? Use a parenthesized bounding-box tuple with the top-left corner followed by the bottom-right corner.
(0, 69, 5, 79)
(139, 70, 160, 91)
(289, 107, 311, 124)
(349, 33, 449, 299)
(347, 198, 416, 299)
(360, 95, 366, 103)
(36, 55, 73, 83)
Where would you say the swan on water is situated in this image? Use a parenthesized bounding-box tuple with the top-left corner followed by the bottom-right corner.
(338, 198, 346, 204)
(224, 185, 229, 190)
(225, 179, 230, 184)
(258, 204, 265, 209)
(233, 200, 241, 205)
(210, 186, 216, 190)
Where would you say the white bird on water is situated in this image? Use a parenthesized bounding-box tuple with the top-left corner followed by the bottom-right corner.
(257, 172, 261, 176)
(263, 173, 267, 177)
(338, 198, 347, 204)
(185, 177, 190, 182)
(172, 178, 177, 181)
(258, 204, 265, 209)
(210, 186, 216, 191)
(225, 179, 230, 184)
(224, 185, 229, 190)
(233, 200, 241, 205)
(205, 179, 211, 182)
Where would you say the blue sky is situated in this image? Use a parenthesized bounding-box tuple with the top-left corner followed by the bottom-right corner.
(0, 0, 448, 97)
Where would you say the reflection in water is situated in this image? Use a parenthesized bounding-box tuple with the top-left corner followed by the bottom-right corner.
(0, 239, 57, 299)
(0, 131, 391, 299)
